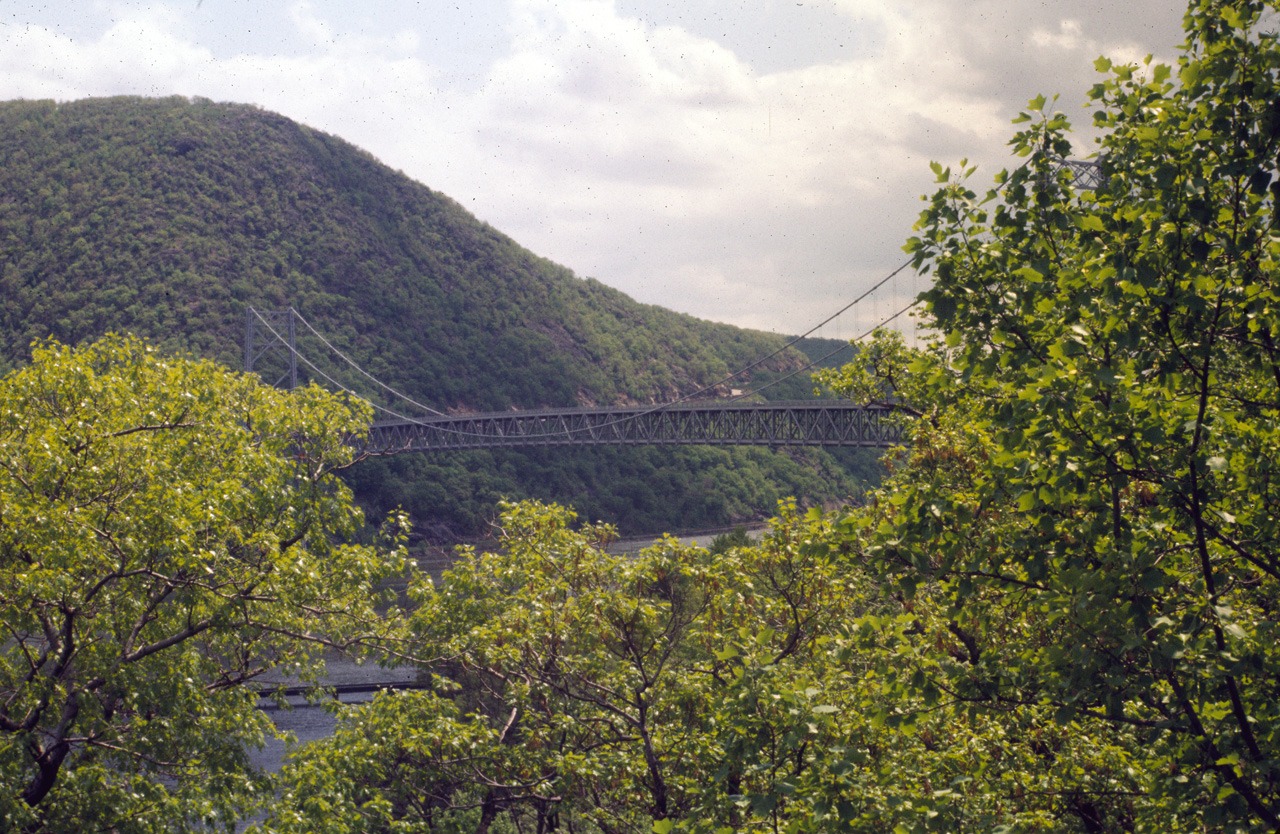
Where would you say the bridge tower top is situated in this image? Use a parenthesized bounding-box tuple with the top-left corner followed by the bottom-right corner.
(244, 308, 297, 390)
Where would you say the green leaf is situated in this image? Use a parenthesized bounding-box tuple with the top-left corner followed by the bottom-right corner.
(1076, 214, 1106, 232)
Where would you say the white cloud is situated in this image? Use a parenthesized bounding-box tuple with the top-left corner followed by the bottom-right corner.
(288, 1, 335, 48)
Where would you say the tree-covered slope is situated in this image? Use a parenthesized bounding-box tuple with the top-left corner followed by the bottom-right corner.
(0, 95, 801, 405)
(0, 95, 874, 537)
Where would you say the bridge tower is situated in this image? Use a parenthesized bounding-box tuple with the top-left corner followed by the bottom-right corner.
(244, 308, 297, 390)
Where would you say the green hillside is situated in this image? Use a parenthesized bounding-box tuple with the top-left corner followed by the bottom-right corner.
(0, 95, 874, 538)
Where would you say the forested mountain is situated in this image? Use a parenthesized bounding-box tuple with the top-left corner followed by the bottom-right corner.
(0, 95, 873, 538)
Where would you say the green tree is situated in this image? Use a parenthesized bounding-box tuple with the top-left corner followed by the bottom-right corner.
(706, 526, 753, 555)
(261, 500, 879, 834)
(0, 335, 406, 833)
(261, 500, 1148, 833)
(818, 0, 1280, 828)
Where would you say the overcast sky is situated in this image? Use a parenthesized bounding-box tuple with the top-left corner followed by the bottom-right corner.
(1, 0, 1189, 338)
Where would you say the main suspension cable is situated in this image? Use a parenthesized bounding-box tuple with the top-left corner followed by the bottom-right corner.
(291, 309, 444, 416)
(727, 300, 921, 402)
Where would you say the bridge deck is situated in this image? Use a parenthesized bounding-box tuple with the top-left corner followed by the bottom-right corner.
(362, 401, 902, 453)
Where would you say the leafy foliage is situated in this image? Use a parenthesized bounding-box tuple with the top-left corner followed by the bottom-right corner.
(706, 526, 754, 555)
(260, 501, 1160, 834)
(816, 1, 1280, 828)
(260, 500, 878, 834)
(0, 335, 406, 833)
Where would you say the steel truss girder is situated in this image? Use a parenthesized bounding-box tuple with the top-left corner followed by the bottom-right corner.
(361, 402, 902, 454)
(1049, 158, 1106, 190)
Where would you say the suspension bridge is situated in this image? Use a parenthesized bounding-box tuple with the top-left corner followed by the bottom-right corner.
(361, 401, 901, 452)
(243, 294, 912, 454)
